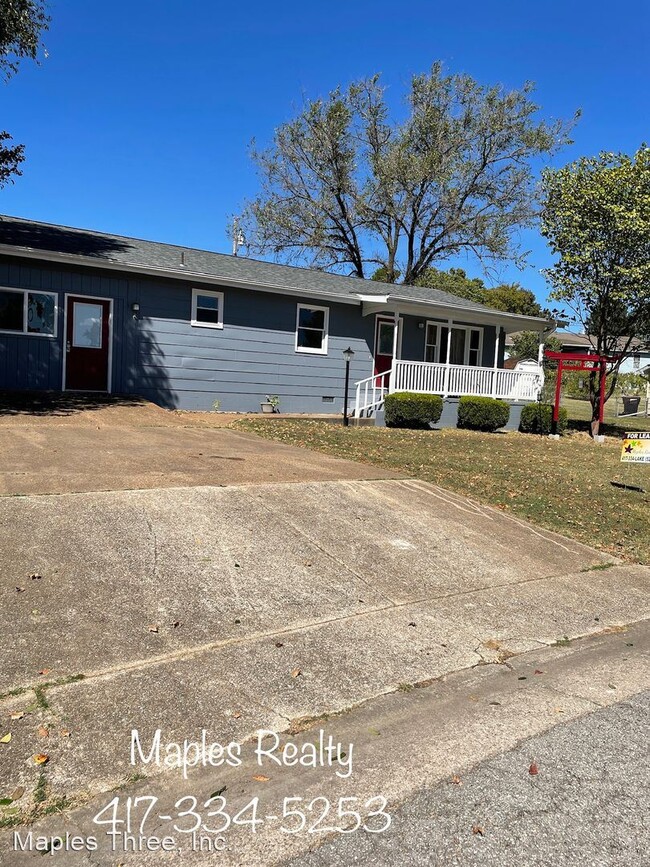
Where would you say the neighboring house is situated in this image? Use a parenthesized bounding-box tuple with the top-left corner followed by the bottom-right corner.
(0, 216, 552, 425)
(506, 331, 650, 374)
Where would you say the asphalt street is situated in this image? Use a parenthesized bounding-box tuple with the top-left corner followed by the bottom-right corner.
(287, 691, 649, 867)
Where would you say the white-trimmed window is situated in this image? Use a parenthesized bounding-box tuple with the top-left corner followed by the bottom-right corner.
(424, 322, 483, 366)
(0, 287, 57, 337)
(295, 303, 329, 354)
(191, 288, 224, 329)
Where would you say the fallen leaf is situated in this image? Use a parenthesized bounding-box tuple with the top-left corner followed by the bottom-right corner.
(529, 762, 539, 775)
(274, 642, 284, 648)
(15, 587, 25, 593)
(0, 798, 12, 806)
(37, 726, 49, 738)
(290, 668, 302, 678)
(9, 712, 24, 721)
(60, 729, 71, 738)
(252, 774, 270, 782)
(209, 785, 226, 799)
(38, 669, 50, 676)
(234, 561, 241, 568)
(304, 561, 312, 567)
(368, 727, 381, 737)
(33, 754, 49, 765)
(471, 825, 484, 836)
(451, 774, 462, 785)
(534, 669, 544, 675)
(408, 622, 416, 627)
(171, 620, 182, 629)
(0, 733, 11, 744)
(147, 625, 159, 633)
(231, 712, 241, 720)
(30, 573, 41, 580)
(11, 786, 25, 801)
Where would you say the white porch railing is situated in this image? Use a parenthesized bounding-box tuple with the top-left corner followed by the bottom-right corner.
(353, 360, 543, 417)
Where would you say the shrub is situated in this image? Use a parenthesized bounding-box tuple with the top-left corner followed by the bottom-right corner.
(457, 396, 510, 432)
(384, 392, 443, 429)
(519, 403, 568, 435)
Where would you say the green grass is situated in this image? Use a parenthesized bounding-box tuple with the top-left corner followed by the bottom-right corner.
(563, 397, 650, 434)
(235, 419, 649, 564)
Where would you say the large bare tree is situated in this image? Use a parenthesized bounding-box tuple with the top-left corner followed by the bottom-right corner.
(240, 64, 576, 284)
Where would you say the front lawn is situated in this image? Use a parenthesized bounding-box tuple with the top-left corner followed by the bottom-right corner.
(563, 396, 650, 434)
(235, 419, 649, 564)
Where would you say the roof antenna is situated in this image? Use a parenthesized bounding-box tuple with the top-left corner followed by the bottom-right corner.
(232, 217, 245, 257)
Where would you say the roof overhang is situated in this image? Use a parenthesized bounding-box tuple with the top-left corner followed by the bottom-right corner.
(359, 294, 553, 333)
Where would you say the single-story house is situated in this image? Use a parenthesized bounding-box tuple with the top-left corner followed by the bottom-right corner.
(0, 216, 553, 426)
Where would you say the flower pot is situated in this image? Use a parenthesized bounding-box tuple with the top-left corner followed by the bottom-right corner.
(622, 395, 640, 414)
(261, 403, 275, 414)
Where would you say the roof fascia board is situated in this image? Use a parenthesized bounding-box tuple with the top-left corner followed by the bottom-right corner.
(383, 295, 552, 332)
(0, 244, 362, 306)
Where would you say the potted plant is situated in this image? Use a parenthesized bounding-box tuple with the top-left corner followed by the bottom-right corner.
(260, 395, 280, 414)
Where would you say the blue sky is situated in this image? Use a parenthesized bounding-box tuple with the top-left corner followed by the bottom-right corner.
(0, 0, 647, 304)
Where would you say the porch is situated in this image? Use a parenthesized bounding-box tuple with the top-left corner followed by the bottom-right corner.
(353, 359, 544, 419)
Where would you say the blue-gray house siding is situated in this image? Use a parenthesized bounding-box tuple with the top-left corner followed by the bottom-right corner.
(0, 255, 501, 413)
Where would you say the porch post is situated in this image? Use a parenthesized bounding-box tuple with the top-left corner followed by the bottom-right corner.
(389, 309, 399, 393)
(491, 328, 501, 397)
(443, 318, 453, 398)
(537, 332, 545, 365)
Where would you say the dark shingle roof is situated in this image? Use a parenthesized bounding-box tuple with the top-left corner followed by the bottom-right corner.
(0, 215, 547, 324)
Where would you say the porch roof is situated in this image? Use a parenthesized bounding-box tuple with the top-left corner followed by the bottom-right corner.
(0, 214, 552, 333)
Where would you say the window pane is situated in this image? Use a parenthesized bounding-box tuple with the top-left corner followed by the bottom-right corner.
(197, 294, 219, 311)
(297, 327, 324, 349)
(424, 345, 436, 363)
(73, 302, 102, 348)
(298, 307, 325, 329)
(468, 349, 480, 367)
(470, 330, 480, 350)
(196, 306, 220, 324)
(0, 290, 23, 331)
(377, 322, 394, 355)
(27, 293, 55, 335)
(439, 327, 449, 362)
(450, 328, 466, 365)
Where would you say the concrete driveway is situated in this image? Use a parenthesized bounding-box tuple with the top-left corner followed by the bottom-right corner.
(1, 399, 649, 864)
(0, 398, 396, 494)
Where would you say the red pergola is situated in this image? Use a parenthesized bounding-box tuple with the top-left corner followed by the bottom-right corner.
(544, 350, 620, 430)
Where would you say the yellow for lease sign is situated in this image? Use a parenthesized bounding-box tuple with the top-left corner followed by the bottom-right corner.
(621, 432, 650, 463)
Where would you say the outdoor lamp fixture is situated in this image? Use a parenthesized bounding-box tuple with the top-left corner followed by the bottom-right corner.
(342, 347, 355, 427)
(131, 302, 140, 319)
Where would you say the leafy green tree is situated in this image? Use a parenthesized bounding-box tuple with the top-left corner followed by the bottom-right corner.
(0, 1, 49, 188)
(482, 283, 545, 316)
(242, 64, 576, 283)
(414, 267, 485, 303)
(509, 330, 561, 361)
(541, 147, 650, 435)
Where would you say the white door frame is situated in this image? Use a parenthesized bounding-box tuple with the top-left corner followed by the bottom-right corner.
(62, 293, 114, 393)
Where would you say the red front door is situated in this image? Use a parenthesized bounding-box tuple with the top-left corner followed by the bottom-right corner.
(65, 296, 111, 391)
(374, 316, 398, 376)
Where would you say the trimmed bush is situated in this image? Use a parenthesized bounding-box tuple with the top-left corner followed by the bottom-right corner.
(384, 392, 443, 429)
(457, 396, 510, 432)
(519, 403, 568, 435)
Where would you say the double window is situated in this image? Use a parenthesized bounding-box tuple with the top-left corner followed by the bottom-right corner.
(0, 288, 57, 337)
(425, 322, 483, 366)
(295, 304, 329, 354)
(191, 288, 224, 329)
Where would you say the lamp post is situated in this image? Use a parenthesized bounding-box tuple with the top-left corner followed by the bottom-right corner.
(342, 346, 355, 427)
